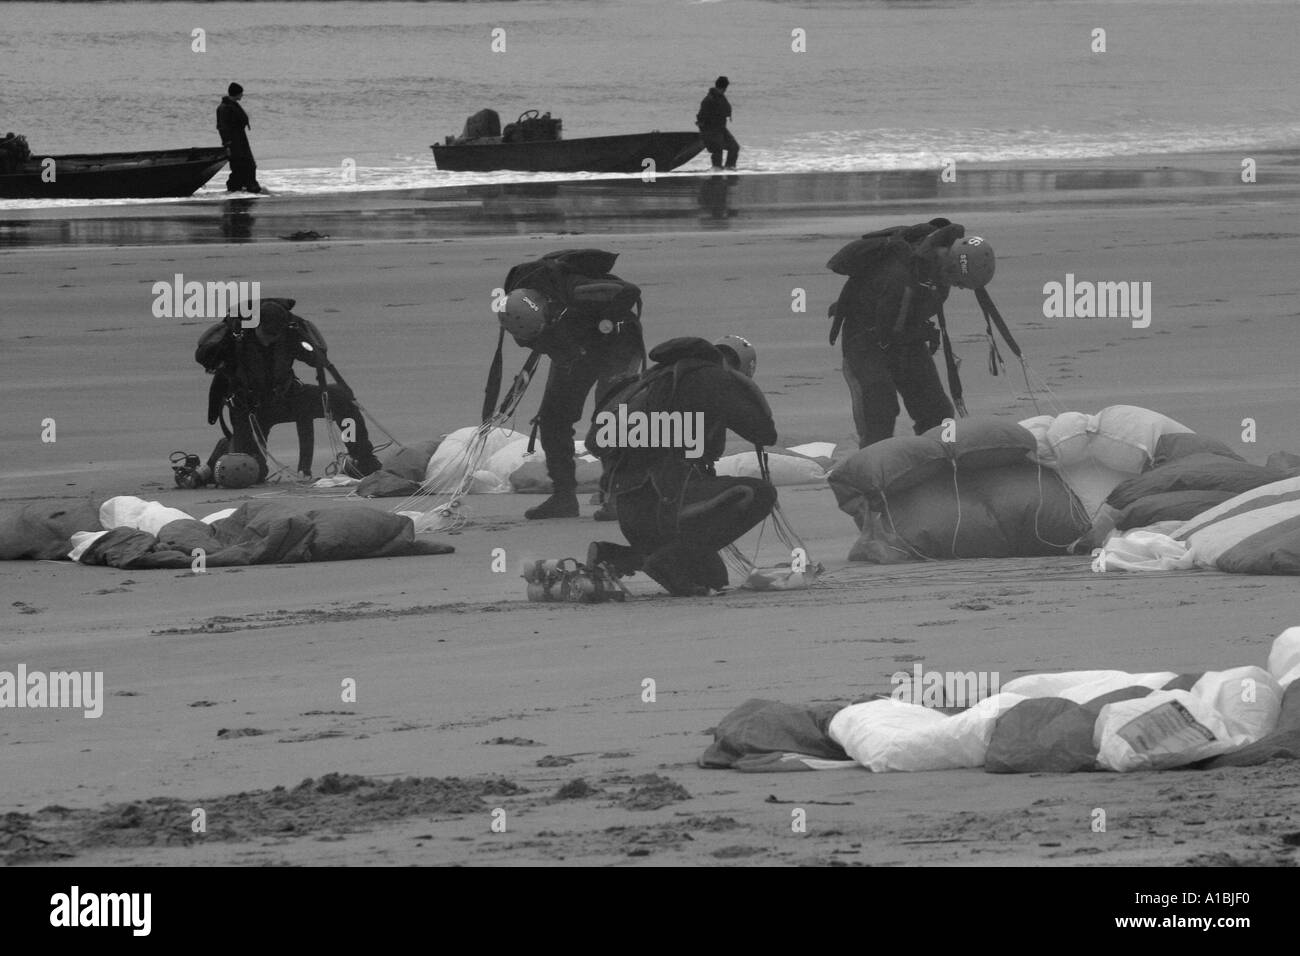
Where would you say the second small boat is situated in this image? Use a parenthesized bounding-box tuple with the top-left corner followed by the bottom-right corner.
(431, 109, 704, 174)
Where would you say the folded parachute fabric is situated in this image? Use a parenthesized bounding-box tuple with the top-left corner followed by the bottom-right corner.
(827, 406, 1292, 565)
(0, 495, 452, 568)
(1095, 475, 1300, 575)
(701, 629, 1300, 773)
(355, 426, 841, 498)
(698, 698, 854, 772)
(0, 499, 103, 560)
(828, 417, 1090, 562)
(1018, 405, 1195, 520)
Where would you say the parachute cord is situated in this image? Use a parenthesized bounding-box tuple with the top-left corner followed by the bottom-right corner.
(1030, 458, 1082, 549)
(320, 390, 348, 477)
(386, 353, 541, 530)
(1025, 362, 1065, 416)
(986, 331, 1006, 377)
(879, 492, 938, 561)
(949, 460, 963, 559)
(1020, 358, 1042, 417)
(247, 414, 297, 483)
(351, 398, 404, 452)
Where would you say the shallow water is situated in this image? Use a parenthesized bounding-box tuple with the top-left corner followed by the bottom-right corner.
(3, 0, 1297, 205)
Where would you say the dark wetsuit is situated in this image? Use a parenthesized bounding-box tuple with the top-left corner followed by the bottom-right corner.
(835, 240, 956, 447)
(531, 304, 645, 496)
(217, 95, 260, 193)
(600, 356, 777, 594)
(696, 87, 739, 168)
(205, 324, 374, 479)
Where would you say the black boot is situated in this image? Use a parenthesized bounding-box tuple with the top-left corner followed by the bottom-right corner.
(700, 551, 729, 591)
(525, 491, 579, 520)
(587, 541, 642, 577)
(642, 547, 710, 597)
(344, 454, 383, 479)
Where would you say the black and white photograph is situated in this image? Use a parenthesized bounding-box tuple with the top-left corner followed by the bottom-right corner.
(2, 0, 1298, 900)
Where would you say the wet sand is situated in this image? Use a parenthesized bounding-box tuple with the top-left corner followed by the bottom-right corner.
(2, 154, 1299, 866)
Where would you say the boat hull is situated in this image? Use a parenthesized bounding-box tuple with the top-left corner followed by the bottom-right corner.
(432, 131, 704, 174)
(0, 147, 230, 199)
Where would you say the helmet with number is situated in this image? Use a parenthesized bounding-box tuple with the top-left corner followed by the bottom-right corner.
(214, 452, 260, 489)
(939, 236, 995, 289)
(501, 289, 551, 343)
(714, 334, 757, 378)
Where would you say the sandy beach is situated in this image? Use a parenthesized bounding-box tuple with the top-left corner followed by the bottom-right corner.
(3, 154, 1300, 867)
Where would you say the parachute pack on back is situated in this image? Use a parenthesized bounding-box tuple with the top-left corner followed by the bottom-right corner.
(827, 219, 964, 280)
(584, 337, 722, 468)
(481, 249, 645, 423)
(194, 297, 313, 372)
(194, 298, 331, 430)
(502, 248, 641, 339)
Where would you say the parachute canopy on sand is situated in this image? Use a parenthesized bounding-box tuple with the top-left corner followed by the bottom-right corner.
(1018, 405, 1195, 519)
(1088, 446, 1288, 544)
(1098, 475, 1300, 574)
(357, 425, 835, 499)
(828, 406, 1261, 564)
(828, 418, 1090, 563)
(700, 629, 1300, 774)
(0, 496, 453, 569)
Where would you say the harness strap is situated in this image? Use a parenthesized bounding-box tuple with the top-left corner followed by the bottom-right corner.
(935, 301, 967, 417)
(975, 287, 1022, 358)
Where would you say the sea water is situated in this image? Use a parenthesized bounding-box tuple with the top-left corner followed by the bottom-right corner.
(2, 0, 1297, 205)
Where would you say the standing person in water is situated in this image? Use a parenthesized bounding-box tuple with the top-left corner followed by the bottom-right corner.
(696, 75, 739, 170)
(217, 82, 263, 194)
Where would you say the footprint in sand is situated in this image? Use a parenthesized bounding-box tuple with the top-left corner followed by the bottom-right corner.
(277, 730, 348, 743)
(536, 755, 576, 768)
(484, 736, 542, 747)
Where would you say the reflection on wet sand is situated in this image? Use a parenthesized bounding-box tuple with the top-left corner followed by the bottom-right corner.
(220, 198, 257, 241)
(0, 164, 1259, 249)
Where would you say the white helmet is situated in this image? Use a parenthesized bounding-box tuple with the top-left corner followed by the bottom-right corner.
(501, 289, 551, 342)
(714, 334, 757, 378)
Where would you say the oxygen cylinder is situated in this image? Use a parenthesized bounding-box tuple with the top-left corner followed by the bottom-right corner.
(565, 573, 598, 602)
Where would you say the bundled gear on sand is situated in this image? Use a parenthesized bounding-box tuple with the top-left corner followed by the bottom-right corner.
(482, 248, 647, 521)
(827, 219, 1025, 447)
(522, 557, 628, 603)
(192, 298, 383, 485)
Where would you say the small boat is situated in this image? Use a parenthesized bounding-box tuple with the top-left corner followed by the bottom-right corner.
(431, 109, 704, 174)
(0, 146, 229, 200)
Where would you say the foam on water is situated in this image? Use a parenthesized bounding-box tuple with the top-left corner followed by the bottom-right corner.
(2, 0, 1297, 209)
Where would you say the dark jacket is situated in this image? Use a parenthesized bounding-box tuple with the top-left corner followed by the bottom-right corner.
(696, 88, 732, 132)
(223, 327, 321, 408)
(834, 222, 967, 347)
(593, 338, 777, 494)
(504, 257, 643, 363)
(217, 96, 251, 145)
(836, 250, 949, 347)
